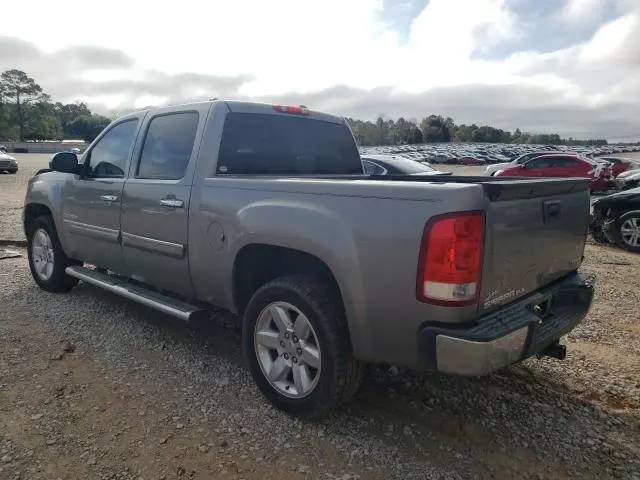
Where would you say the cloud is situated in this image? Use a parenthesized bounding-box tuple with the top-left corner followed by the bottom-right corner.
(0, 0, 639, 141)
(260, 83, 640, 140)
(0, 36, 40, 61)
(0, 36, 254, 110)
(562, 0, 607, 22)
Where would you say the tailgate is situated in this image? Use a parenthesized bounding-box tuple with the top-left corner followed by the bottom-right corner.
(479, 178, 589, 314)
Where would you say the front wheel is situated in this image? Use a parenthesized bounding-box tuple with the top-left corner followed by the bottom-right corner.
(242, 275, 364, 417)
(617, 211, 640, 253)
(27, 216, 80, 292)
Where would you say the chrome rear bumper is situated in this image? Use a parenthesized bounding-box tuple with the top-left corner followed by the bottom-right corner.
(418, 271, 595, 376)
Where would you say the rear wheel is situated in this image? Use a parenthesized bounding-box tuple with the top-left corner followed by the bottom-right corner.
(27, 216, 80, 292)
(617, 211, 640, 253)
(242, 275, 364, 417)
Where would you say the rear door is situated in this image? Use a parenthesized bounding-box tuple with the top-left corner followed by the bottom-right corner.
(546, 156, 574, 177)
(120, 104, 208, 297)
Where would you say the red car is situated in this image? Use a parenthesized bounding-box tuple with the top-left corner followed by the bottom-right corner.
(598, 156, 640, 178)
(495, 154, 613, 192)
(457, 156, 485, 165)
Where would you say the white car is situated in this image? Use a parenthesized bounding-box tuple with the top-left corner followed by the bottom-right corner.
(615, 169, 640, 190)
(0, 151, 18, 174)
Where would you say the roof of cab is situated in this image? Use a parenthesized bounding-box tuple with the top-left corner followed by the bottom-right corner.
(224, 100, 345, 124)
(115, 100, 345, 125)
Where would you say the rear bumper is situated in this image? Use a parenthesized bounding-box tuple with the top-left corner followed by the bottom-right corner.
(418, 271, 595, 376)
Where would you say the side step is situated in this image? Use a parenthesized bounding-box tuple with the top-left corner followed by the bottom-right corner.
(65, 266, 206, 321)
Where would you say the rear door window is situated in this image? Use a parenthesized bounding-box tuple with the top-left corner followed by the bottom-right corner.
(216, 113, 362, 175)
(526, 158, 553, 169)
(136, 112, 199, 180)
(362, 160, 386, 175)
(556, 157, 579, 168)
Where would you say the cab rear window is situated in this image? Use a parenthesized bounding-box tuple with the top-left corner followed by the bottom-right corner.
(216, 112, 362, 175)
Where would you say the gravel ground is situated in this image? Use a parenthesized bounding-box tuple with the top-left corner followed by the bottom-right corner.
(1, 154, 639, 479)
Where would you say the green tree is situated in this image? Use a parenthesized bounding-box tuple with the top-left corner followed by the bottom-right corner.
(420, 115, 452, 142)
(0, 69, 47, 141)
(55, 102, 92, 137)
(375, 116, 390, 145)
(67, 114, 111, 142)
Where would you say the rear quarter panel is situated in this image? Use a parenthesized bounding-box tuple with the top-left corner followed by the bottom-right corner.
(189, 176, 488, 366)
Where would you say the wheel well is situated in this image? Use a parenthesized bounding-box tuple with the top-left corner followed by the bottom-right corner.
(24, 203, 53, 233)
(619, 209, 640, 221)
(233, 244, 343, 316)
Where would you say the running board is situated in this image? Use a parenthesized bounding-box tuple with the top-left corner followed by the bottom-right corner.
(65, 266, 206, 321)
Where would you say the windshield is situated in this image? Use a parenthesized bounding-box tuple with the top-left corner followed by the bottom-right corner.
(217, 112, 362, 175)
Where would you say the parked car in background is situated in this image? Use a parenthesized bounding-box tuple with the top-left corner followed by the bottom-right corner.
(359, 143, 638, 168)
(0, 150, 18, 174)
(456, 156, 486, 165)
(484, 152, 563, 176)
(590, 187, 640, 252)
(597, 156, 640, 178)
(361, 155, 452, 176)
(495, 154, 613, 192)
(615, 167, 640, 190)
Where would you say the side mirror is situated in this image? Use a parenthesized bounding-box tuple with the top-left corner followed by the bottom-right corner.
(520, 164, 527, 169)
(49, 151, 80, 174)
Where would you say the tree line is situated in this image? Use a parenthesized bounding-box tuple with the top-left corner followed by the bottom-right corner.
(0, 69, 610, 146)
(0, 69, 111, 142)
(346, 115, 608, 146)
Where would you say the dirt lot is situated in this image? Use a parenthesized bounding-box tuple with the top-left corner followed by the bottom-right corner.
(1, 154, 639, 479)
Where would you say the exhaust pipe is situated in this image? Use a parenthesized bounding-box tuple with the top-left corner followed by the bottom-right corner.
(538, 342, 567, 360)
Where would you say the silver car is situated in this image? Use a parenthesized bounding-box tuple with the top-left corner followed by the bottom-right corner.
(0, 151, 18, 174)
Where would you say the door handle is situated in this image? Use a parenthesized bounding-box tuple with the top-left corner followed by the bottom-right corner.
(160, 198, 184, 208)
(100, 195, 118, 202)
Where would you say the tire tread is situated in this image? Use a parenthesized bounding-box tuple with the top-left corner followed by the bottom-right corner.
(243, 274, 364, 417)
(27, 215, 80, 292)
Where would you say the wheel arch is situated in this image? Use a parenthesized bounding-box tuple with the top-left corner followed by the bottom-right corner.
(24, 203, 54, 234)
(232, 244, 343, 317)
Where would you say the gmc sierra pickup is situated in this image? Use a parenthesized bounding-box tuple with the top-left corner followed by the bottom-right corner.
(24, 100, 595, 416)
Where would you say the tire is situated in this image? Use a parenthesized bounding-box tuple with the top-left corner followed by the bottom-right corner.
(242, 275, 364, 417)
(8, 169, 17, 174)
(27, 215, 80, 292)
(591, 227, 608, 244)
(616, 211, 640, 253)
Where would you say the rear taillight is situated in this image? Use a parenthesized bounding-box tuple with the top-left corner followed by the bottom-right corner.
(273, 104, 310, 115)
(416, 211, 485, 306)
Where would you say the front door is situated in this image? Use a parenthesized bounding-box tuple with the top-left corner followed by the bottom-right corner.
(61, 117, 143, 273)
(120, 106, 206, 297)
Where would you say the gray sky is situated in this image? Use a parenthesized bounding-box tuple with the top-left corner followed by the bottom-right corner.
(0, 0, 638, 141)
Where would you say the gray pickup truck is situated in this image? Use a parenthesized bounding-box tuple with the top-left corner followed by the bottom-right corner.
(24, 100, 595, 415)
